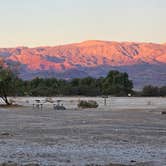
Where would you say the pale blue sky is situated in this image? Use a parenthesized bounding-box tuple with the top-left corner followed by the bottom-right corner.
(0, 0, 166, 47)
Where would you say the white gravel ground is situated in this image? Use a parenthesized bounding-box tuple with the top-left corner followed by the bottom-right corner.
(0, 97, 165, 166)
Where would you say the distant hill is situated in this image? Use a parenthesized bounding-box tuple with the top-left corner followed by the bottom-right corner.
(0, 40, 166, 89)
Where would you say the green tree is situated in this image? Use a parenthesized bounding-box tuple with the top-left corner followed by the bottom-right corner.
(159, 86, 166, 96)
(0, 66, 18, 105)
(142, 85, 159, 96)
(102, 70, 133, 96)
(68, 77, 101, 96)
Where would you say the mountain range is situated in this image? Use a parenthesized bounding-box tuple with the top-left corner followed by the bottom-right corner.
(0, 40, 166, 89)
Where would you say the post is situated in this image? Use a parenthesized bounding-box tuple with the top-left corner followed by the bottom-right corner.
(102, 95, 108, 106)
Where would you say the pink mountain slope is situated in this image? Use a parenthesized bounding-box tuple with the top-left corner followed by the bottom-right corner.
(0, 40, 166, 88)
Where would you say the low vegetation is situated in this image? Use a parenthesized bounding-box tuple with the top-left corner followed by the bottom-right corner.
(78, 100, 99, 108)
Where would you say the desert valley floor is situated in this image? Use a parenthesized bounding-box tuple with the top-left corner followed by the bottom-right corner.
(0, 97, 165, 166)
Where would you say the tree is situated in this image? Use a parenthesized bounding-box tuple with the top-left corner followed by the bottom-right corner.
(159, 86, 166, 96)
(68, 77, 101, 96)
(102, 70, 133, 96)
(0, 66, 18, 105)
(142, 85, 159, 96)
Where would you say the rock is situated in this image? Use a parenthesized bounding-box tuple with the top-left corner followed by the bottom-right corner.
(66, 159, 71, 163)
(53, 105, 66, 110)
(86, 164, 131, 166)
(1, 132, 10, 136)
(1, 132, 12, 136)
(23, 164, 40, 166)
(0, 141, 7, 144)
(130, 160, 136, 163)
(161, 111, 166, 114)
(0, 161, 18, 166)
(0, 161, 40, 166)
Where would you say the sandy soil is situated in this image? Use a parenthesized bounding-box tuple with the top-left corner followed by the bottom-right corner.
(0, 97, 165, 166)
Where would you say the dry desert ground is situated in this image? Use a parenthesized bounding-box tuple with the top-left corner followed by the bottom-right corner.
(0, 97, 165, 166)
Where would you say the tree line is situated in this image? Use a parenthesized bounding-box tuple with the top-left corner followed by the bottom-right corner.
(139, 85, 166, 97)
(0, 65, 165, 105)
(0, 66, 133, 104)
(14, 70, 134, 97)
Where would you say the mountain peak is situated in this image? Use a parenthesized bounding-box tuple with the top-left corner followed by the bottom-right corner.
(77, 40, 111, 46)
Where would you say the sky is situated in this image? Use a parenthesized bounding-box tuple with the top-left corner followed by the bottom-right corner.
(0, 0, 166, 47)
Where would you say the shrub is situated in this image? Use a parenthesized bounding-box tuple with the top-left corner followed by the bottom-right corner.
(78, 100, 98, 108)
(142, 85, 159, 96)
(45, 97, 54, 103)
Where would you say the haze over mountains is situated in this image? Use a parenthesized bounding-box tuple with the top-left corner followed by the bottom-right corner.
(0, 40, 166, 89)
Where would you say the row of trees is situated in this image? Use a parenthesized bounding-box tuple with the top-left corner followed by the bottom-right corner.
(15, 70, 133, 97)
(1, 65, 165, 105)
(141, 85, 166, 97)
(0, 66, 133, 104)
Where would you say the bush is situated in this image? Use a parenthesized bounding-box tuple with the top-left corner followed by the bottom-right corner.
(142, 85, 159, 96)
(78, 100, 98, 108)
